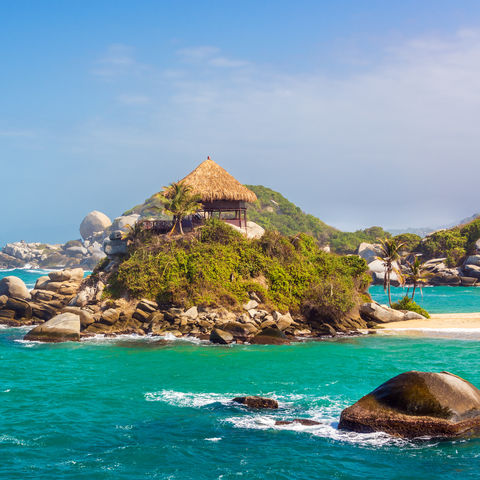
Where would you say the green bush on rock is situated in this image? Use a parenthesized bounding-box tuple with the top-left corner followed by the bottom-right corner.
(391, 296, 430, 318)
(107, 220, 371, 319)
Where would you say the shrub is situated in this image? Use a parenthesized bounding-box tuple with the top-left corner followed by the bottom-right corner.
(393, 233, 422, 252)
(106, 219, 370, 316)
(391, 296, 430, 318)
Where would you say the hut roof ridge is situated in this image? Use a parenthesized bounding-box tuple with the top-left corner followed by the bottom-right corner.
(175, 157, 257, 203)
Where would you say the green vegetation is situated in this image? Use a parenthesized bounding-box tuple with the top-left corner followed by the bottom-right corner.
(377, 238, 405, 306)
(419, 217, 480, 266)
(391, 295, 430, 318)
(329, 227, 391, 254)
(63, 240, 83, 249)
(125, 184, 392, 254)
(154, 181, 202, 234)
(107, 219, 370, 319)
(123, 195, 168, 218)
(404, 256, 430, 300)
(245, 185, 336, 245)
(246, 185, 392, 254)
(392, 233, 422, 253)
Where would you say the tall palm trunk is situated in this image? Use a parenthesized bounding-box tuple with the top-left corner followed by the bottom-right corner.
(411, 281, 417, 300)
(169, 216, 178, 235)
(179, 217, 184, 235)
(387, 267, 392, 306)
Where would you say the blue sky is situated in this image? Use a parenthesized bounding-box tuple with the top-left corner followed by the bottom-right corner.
(2, 1, 480, 245)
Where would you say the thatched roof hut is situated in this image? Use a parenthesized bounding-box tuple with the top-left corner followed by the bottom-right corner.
(177, 157, 257, 203)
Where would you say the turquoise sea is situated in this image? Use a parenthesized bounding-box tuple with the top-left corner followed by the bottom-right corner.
(369, 285, 480, 313)
(1, 269, 480, 479)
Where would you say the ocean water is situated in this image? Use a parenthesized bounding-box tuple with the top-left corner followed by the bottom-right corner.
(1, 269, 480, 478)
(369, 285, 480, 313)
(1, 330, 480, 479)
(0, 268, 56, 289)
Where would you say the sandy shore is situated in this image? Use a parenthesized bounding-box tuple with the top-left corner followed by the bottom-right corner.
(373, 313, 480, 337)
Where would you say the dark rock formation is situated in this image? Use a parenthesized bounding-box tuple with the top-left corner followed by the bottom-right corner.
(339, 371, 480, 438)
(232, 396, 279, 409)
(210, 328, 234, 344)
(250, 326, 290, 345)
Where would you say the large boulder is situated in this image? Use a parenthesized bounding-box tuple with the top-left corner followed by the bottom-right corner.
(430, 272, 462, 285)
(461, 276, 478, 286)
(228, 221, 265, 239)
(463, 264, 480, 279)
(339, 371, 480, 438)
(48, 268, 84, 283)
(367, 260, 400, 285)
(112, 214, 140, 232)
(475, 238, 480, 253)
(360, 303, 405, 324)
(24, 312, 81, 342)
(210, 328, 233, 344)
(251, 326, 290, 345)
(80, 211, 112, 240)
(358, 243, 382, 264)
(464, 256, 480, 267)
(0, 276, 31, 300)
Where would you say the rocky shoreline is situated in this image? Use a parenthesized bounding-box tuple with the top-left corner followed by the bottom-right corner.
(0, 210, 140, 271)
(0, 265, 427, 344)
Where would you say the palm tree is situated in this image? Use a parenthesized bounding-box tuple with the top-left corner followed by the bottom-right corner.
(122, 222, 144, 244)
(156, 181, 202, 235)
(405, 256, 429, 300)
(376, 238, 405, 306)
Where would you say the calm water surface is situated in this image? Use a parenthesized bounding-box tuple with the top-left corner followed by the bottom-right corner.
(369, 285, 480, 313)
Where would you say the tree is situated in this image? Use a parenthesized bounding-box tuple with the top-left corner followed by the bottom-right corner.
(405, 256, 429, 300)
(156, 182, 202, 235)
(122, 222, 144, 244)
(376, 238, 405, 306)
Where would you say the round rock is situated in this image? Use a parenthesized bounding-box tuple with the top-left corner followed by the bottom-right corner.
(24, 312, 81, 342)
(80, 211, 112, 240)
(0, 276, 31, 300)
(339, 371, 480, 438)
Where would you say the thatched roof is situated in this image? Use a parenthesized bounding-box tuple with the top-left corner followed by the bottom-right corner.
(173, 157, 257, 203)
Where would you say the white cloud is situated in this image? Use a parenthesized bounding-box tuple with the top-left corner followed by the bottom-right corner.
(92, 44, 139, 78)
(84, 32, 480, 229)
(177, 46, 220, 61)
(177, 45, 249, 68)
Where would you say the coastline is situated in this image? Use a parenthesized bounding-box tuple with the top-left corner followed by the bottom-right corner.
(374, 313, 480, 336)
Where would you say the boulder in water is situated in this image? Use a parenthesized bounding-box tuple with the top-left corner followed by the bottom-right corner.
(0, 276, 31, 300)
(339, 371, 480, 438)
(24, 312, 81, 342)
(210, 328, 233, 344)
(360, 303, 405, 323)
(232, 396, 279, 409)
(251, 326, 290, 345)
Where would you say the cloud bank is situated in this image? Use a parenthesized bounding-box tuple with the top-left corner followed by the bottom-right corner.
(78, 30, 480, 230)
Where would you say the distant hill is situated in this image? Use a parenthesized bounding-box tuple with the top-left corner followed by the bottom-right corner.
(388, 212, 480, 238)
(123, 195, 168, 219)
(245, 185, 337, 245)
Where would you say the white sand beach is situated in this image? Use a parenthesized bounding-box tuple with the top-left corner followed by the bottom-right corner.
(374, 313, 480, 338)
